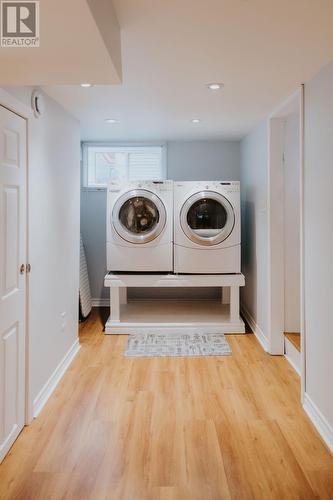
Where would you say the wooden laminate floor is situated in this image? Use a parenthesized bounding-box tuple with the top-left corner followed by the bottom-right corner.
(0, 308, 332, 500)
(285, 332, 301, 352)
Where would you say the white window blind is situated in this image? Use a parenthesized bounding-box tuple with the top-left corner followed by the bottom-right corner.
(82, 144, 165, 188)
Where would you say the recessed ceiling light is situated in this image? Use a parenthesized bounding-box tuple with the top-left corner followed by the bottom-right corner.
(207, 83, 224, 91)
(80, 83, 92, 88)
(191, 118, 201, 123)
(105, 118, 117, 123)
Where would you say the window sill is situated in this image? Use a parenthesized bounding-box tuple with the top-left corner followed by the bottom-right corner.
(81, 187, 107, 192)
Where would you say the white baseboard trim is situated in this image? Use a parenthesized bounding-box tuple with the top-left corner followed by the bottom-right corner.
(91, 298, 109, 307)
(241, 306, 269, 352)
(33, 339, 80, 418)
(0, 423, 21, 463)
(303, 393, 333, 453)
(284, 337, 301, 376)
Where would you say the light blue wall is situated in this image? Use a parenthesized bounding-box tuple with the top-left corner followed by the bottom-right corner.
(240, 121, 269, 340)
(81, 190, 107, 301)
(81, 140, 241, 300)
(167, 140, 240, 180)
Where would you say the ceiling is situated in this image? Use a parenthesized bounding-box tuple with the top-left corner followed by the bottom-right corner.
(44, 0, 333, 141)
(0, 0, 121, 85)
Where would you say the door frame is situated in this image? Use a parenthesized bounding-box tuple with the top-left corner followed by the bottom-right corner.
(267, 86, 305, 399)
(0, 88, 34, 424)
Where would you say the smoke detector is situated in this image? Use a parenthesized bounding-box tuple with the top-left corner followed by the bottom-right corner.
(31, 89, 45, 118)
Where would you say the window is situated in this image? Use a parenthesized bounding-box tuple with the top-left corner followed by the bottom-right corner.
(82, 144, 166, 188)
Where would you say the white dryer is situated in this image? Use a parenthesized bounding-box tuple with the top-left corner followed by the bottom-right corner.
(107, 180, 173, 272)
(174, 181, 241, 274)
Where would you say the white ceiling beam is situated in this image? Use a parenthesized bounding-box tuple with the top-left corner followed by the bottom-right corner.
(0, 0, 122, 85)
(86, 0, 122, 82)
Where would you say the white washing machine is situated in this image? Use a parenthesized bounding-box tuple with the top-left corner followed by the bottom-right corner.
(107, 180, 173, 272)
(174, 181, 241, 274)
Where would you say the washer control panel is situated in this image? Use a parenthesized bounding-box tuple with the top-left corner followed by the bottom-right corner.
(176, 181, 240, 192)
(109, 179, 173, 192)
(203, 181, 240, 193)
(135, 180, 173, 192)
(218, 181, 240, 192)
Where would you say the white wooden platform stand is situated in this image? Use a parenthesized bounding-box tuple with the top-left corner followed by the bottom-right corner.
(104, 273, 245, 335)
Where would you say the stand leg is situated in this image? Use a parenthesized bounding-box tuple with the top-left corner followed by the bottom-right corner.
(119, 287, 127, 305)
(221, 287, 230, 304)
(110, 287, 120, 322)
(230, 286, 239, 322)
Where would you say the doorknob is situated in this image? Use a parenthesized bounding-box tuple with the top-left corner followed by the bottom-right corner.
(20, 264, 25, 274)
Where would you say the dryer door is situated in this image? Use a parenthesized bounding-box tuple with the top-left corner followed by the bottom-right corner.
(113, 189, 166, 244)
(180, 191, 235, 246)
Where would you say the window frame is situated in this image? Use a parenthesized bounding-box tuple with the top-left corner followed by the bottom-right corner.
(81, 142, 167, 191)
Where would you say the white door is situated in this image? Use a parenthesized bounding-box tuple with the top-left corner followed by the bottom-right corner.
(0, 105, 27, 462)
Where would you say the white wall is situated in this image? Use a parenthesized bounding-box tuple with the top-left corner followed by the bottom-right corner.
(240, 111, 300, 351)
(240, 121, 269, 348)
(81, 139, 241, 301)
(3, 87, 80, 410)
(304, 60, 333, 439)
(283, 114, 300, 332)
(240, 67, 333, 448)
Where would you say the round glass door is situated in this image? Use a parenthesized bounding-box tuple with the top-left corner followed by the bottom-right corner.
(112, 189, 166, 244)
(180, 191, 235, 246)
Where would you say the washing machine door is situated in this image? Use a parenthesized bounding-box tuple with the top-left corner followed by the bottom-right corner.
(112, 189, 167, 244)
(180, 191, 235, 246)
